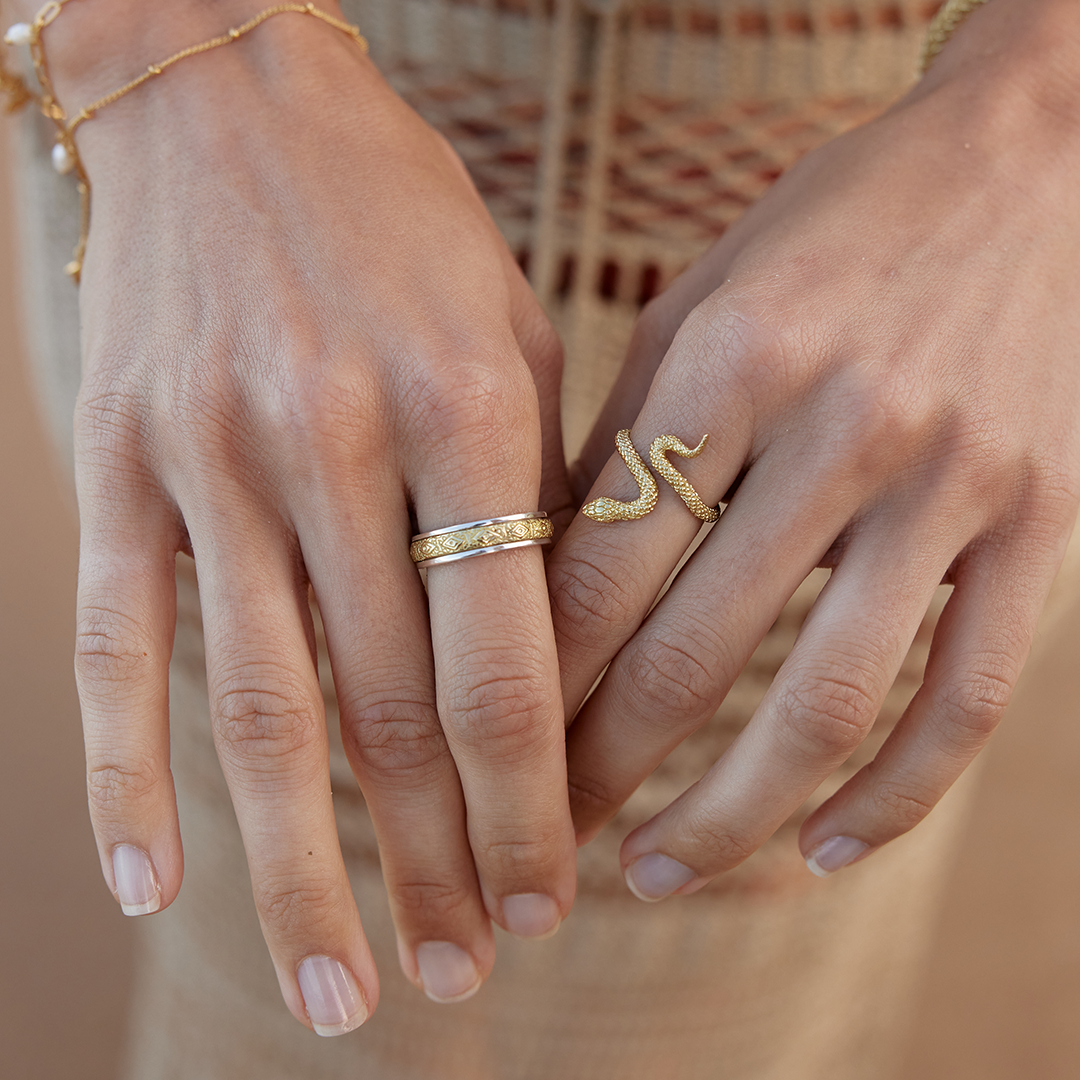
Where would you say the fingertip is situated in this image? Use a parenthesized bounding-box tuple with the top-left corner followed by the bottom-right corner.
(112, 844, 162, 915)
(414, 941, 483, 1004)
(108, 841, 186, 916)
(622, 852, 699, 902)
(500, 892, 562, 939)
(297, 954, 370, 1035)
(803, 835, 871, 877)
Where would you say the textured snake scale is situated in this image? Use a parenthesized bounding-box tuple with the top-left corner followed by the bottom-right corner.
(581, 429, 660, 522)
(582, 429, 718, 523)
(649, 434, 720, 522)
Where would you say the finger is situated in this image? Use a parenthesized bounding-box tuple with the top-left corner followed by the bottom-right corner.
(798, 524, 1067, 874)
(549, 355, 757, 721)
(563, 437, 870, 842)
(573, 232, 747, 494)
(409, 352, 577, 941)
(615, 515, 965, 900)
(75, 467, 183, 919)
(506, 266, 573, 528)
(297, 466, 495, 1005)
(189, 499, 376, 1035)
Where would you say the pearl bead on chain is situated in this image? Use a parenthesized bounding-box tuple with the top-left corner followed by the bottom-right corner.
(3, 22, 32, 47)
(5, 20, 74, 174)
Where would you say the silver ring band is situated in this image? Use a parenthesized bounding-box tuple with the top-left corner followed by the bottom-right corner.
(410, 512, 553, 568)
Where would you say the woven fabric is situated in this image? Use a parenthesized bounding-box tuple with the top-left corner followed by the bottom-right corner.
(352, 0, 941, 447)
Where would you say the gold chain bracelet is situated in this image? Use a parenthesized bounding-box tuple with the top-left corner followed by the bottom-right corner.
(2, 1, 369, 283)
(918, 0, 992, 74)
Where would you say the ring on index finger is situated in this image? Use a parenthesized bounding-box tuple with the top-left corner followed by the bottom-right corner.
(582, 430, 720, 524)
(410, 512, 554, 568)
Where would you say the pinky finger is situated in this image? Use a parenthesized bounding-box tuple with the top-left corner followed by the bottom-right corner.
(76, 512, 182, 916)
(798, 536, 1061, 876)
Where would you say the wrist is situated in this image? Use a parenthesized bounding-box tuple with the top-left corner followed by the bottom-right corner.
(14, 0, 354, 110)
(909, 0, 1080, 160)
(920, 0, 1080, 111)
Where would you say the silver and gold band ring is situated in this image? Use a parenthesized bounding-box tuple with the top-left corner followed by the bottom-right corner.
(410, 512, 554, 568)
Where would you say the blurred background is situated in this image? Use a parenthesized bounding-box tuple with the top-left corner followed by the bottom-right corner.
(2, 123, 1078, 1079)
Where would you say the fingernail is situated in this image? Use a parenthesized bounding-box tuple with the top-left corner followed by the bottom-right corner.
(297, 955, 367, 1036)
(501, 893, 561, 939)
(806, 836, 869, 877)
(415, 941, 481, 1004)
(624, 853, 697, 902)
(112, 845, 161, 916)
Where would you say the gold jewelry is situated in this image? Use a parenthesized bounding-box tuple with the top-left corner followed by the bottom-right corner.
(2, 2, 369, 283)
(918, 0, 991, 74)
(582, 430, 719, 524)
(410, 513, 554, 568)
(648, 434, 719, 522)
(581, 429, 658, 523)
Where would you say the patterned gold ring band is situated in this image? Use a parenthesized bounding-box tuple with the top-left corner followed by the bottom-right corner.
(410, 513, 554, 568)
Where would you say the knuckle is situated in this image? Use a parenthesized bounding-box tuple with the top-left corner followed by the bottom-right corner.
(779, 671, 877, 760)
(446, 672, 552, 758)
(517, 311, 564, 379)
(940, 663, 1015, 746)
(870, 779, 936, 832)
(159, 355, 244, 445)
(567, 771, 621, 821)
(1029, 459, 1080, 515)
(411, 357, 533, 449)
(213, 676, 321, 764)
(75, 399, 161, 498)
(390, 878, 474, 923)
(86, 761, 160, 819)
(253, 874, 342, 935)
(677, 300, 787, 407)
(75, 606, 151, 691)
(75, 390, 147, 465)
(549, 552, 641, 647)
(823, 370, 935, 476)
(269, 358, 378, 456)
(476, 834, 555, 880)
(342, 700, 446, 783)
(680, 811, 758, 870)
(622, 634, 718, 722)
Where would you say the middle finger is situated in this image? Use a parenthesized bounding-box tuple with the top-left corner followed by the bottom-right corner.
(409, 356, 578, 943)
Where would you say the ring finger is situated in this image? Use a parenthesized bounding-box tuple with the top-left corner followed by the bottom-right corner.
(187, 491, 376, 1035)
(298, 478, 497, 1004)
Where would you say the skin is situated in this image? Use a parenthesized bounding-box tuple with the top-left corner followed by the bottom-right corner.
(23, 0, 577, 1032)
(14, 0, 1079, 1035)
(547, 0, 1080, 896)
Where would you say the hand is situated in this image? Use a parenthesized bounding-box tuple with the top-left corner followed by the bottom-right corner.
(59, 0, 576, 1032)
(547, 0, 1080, 898)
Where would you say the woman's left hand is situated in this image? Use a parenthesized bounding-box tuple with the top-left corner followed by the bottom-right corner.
(546, 0, 1080, 897)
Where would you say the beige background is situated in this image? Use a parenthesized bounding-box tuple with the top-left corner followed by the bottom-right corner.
(1, 132, 1078, 1078)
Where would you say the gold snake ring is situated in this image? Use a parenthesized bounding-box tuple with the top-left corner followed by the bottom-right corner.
(582, 430, 719, 524)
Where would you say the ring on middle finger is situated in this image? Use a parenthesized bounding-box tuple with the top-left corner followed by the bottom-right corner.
(410, 512, 554, 568)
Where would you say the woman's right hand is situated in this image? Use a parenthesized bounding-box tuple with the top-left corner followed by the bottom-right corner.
(43, 0, 576, 1033)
